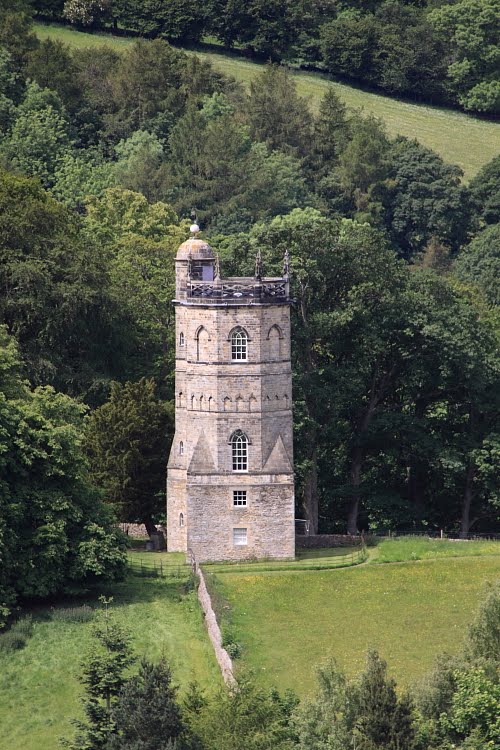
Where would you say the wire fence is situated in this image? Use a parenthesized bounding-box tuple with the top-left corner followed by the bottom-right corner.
(373, 530, 500, 541)
(128, 556, 190, 579)
(202, 544, 368, 574)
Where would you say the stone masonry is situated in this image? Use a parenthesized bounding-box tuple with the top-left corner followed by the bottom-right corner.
(166, 237, 295, 561)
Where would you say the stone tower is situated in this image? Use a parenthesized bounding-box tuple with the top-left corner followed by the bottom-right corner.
(166, 235, 295, 562)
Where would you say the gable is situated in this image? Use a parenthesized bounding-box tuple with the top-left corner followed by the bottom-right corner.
(263, 434, 292, 474)
(188, 430, 216, 474)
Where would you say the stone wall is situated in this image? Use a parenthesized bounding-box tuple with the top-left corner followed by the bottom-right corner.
(192, 557, 236, 687)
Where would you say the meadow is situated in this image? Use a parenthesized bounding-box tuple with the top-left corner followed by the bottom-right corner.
(1, 541, 499, 748)
(0, 554, 220, 750)
(33, 23, 500, 181)
(209, 538, 500, 696)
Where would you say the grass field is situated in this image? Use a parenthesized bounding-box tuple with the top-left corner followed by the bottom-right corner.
(211, 540, 500, 696)
(0, 554, 220, 750)
(34, 23, 500, 180)
(373, 536, 500, 563)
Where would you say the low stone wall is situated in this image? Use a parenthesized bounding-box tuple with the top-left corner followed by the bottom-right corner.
(119, 523, 167, 539)
(191, 555, 237, 687)
(296, 534, 361, 548)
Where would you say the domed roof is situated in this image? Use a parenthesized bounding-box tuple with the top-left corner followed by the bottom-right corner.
(176, 238, 214, 261)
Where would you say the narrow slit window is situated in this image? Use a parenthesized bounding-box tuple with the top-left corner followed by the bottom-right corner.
(233, 528, 247, 546)
(179, 332, 185, 346)
(233, 490, 247, 507)
(179, 513, 184, 527)
(179, 441, 184, 455)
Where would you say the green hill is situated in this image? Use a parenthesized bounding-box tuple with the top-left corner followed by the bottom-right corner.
(34, 23, 500, 181)
(207, 540, 500, 695)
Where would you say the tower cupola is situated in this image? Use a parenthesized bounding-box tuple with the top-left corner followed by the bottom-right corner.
(175, 238, 215, 299)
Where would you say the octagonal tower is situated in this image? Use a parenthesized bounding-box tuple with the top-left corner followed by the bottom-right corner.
(166, 236, 295, 562)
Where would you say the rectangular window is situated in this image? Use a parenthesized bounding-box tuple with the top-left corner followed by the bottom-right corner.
(233, 528, 247, 546)
(233, 490, 247, 507)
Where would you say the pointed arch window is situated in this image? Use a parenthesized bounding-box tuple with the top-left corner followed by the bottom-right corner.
(179, 332, 185, 346)
(231, 328, 248, 361)
(230, 430, 249, 472)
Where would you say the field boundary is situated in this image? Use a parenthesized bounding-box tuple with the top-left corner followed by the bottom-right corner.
(188, 549, 237, 687)
(202, 545, 367, 574)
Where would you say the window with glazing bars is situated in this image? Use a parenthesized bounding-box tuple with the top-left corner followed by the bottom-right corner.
(233, 528, 247, 546)
(231, 431, 248, 472)
(233, 490, 247, 507)
(231, 329, 248, 361)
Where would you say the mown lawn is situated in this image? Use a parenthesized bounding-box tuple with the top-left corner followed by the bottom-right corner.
(0, 555, 220, 750)
(214, 548, 500, 695)
(33, 22, 500, 180)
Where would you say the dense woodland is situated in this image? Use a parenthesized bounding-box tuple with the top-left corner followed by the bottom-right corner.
(32, 0, 500, 114)
(0, 0, 499, 621)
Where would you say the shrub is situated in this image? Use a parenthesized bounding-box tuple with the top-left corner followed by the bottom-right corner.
(11, 615, 33, 638)
(0, 631, 27, 653)
(224, 641, 242, 659)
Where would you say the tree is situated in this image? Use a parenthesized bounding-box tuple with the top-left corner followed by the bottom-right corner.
(64, 598, 135, 750)
(469, 154, 500, 227)
(63, 0, 111, 28)
(428, 0, 500, 114)
(85, 378, 174, 537)
(336, 113, 390, 218)
(52, 150, 117, 210)
(454, 224, 500, 307)
(295, 660, 356, 750)
(108, 659, 189, 750)
(320, 13, 381, 85)
(0, 168, 133, 401)
(110, 0, 204, 41)
(0, 328, 127, 627)
(0, 4, 39, 74)
(245, 65, 313, 158)
(189, 680, 298, 750)
(105, 40, 187, 141)
(465, 581, 500, 668)
(0, 81, 73, 186)
(168, 104, 308, 229)
(114, 130, 166, 201)
(24, 38, 84, 115)
(235, 210, 406, 534)
(355, 651, 416, 750)
(296, 653, 417, 750)
(382, 137, 471, 259)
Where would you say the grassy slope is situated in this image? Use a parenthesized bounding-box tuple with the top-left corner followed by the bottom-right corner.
(0, 556, 220, 750)
(215, 542, 500, 696)
(34, 23, 500, 181)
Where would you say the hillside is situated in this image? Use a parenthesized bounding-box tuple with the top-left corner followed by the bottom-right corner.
(34, 23, 500, 181)
(207, 540, 500, 695)
(0, 560, 220, 750)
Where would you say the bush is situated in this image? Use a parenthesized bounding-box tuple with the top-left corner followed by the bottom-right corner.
(224, 641, 242, 659)
(11, 615, 33, 639)
(0, 631, 27, 652)
(0, 615, 34, 653)
(51, 605, 95, 623)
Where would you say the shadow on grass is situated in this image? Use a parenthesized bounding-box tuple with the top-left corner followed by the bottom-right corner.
(18, 571, 194, 623)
